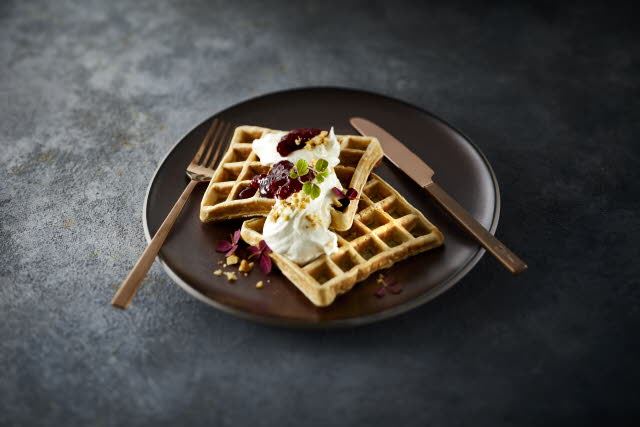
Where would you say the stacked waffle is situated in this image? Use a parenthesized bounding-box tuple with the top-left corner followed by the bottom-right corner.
(200, 125, 444, 306)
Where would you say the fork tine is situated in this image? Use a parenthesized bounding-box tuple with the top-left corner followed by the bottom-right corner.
(206, 121, 233, 169)
(199, 119, 224, 166)
(193, 118, 220, 165)
(202, 120, 229, 167)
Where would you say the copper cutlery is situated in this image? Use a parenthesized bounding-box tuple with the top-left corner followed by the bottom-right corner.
(350, 117, 527, 274)
(111, 118, 234, 309)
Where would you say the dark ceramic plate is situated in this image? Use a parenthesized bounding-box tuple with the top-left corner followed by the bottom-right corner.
(143, 87, 499, 328)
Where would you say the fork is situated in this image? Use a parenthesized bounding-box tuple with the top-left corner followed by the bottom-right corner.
(111, 118, 234, 309)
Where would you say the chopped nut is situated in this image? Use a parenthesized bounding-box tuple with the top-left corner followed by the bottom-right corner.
(304, 131, 328, 150)
(277, 192, 311, 213)
(226, 254, 239, 265)
(213, 269, 223, 276)
(243, 273, 248, 277)
(224, 271, 237, 282)
(305, 213, 322, 228)
(238, 259, 253, 273)
(255, 280, 264, 289)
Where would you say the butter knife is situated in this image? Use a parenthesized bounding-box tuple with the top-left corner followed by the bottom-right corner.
(350, 117, 527, 274)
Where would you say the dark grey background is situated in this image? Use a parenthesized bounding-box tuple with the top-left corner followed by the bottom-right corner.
(1, 0, 638, 425)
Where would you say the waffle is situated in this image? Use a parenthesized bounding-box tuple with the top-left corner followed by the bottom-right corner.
(240, 174, 444, 307)
(199, 125, 383, 231)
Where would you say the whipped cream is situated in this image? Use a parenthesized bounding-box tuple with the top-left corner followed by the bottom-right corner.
(252, 128, 342, 264)
(252, 129, 341, 168)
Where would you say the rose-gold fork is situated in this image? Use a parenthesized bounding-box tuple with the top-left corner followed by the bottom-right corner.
(112, 118, 234, 309)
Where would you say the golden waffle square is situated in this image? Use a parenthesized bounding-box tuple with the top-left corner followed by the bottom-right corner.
(200, 125, 383, 231)
(240, 174, 444, 307)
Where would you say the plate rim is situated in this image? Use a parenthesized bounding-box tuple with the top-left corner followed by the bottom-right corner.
(142, 86, 501, 328)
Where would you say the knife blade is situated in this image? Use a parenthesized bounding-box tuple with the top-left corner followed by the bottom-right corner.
(350, 117, 527, 275)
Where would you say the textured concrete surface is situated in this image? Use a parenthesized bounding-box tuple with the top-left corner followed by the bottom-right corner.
(1, 0, 638, 426)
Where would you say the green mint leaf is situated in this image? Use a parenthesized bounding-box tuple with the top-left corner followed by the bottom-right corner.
(296, 159, 308, 177)
(302, 181, 313, 195)
(310, 184, 321, 199)
(316, 174, 325, 184)
(289, 168, 298, 179)
(315, 159, 328, 172)
(320, 170, 329, 178)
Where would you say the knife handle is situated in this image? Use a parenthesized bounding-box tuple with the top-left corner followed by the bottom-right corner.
(424, 182, 527, 275)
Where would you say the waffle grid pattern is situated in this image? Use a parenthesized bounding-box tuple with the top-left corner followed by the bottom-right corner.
(241, 174, 444, 306)
(200, 125, 383, 230)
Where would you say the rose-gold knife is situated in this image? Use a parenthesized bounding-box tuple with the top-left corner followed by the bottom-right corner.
(350, 117, 527, 274)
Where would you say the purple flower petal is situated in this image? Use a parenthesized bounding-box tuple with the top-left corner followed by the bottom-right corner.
(247, 245, 261, 258)
(225, 244, 238, 257)
(374, 286, 386, 298)
(215, 240, 233, 253)
(345, 188, 358, 200)
(387, 283, 403, 294)
(332, 187, 346, 198)
(231, 230, 242, 245)
(259, 254, 272, 274)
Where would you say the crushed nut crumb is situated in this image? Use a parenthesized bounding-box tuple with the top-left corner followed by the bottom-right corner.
(213, 269, 223, 276)
(255, 280, 264, 289)
(268, 191, 312, 223)
(224, 271, 237, 282)
(305, 213, 322, 228)
(304, 131, 328, 150)
(238, 259, 253, 273)
(226, 254, 239, 265)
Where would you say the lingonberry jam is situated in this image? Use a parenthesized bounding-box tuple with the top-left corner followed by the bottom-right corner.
(250, 173, 266, 189)
(275, 179, 302, 199)
(253, 160, 303, 199)
(332, 187, 358, 211)
(299, 169, 315, 182)
(276, 128, 322, 156)
(238, 186, 257, 199)
(335, 198, 349, 211)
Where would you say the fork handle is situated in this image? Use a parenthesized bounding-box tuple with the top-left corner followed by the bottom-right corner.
(112, 179, 199, 309)
(424, 182, 527, 275)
